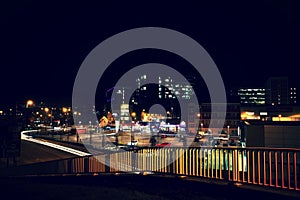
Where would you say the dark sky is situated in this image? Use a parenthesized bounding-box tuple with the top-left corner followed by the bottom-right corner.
(1, 1, 300, 108)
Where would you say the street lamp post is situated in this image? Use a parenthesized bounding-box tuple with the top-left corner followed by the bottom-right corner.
(227, 125, 230, 139)
(25, 100, 34, 127)
(197, 113, 201, 132)
(131, 112, 136, 142)
(44, 107, 52, 126)
(88, 121, 92, 145)
(166, 111, 170, 119)
(278, 114, 282, 121)
(26, 100, 34, 108)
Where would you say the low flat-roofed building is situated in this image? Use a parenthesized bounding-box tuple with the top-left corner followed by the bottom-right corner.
(245, 121, 300, 148)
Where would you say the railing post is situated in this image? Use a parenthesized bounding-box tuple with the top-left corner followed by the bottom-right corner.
(275, 151, 278, 187)
(281, 151, 285, 188)
(68, 158, 72, 174)
(105, 152, 110, 173)
(269, 151, 273, 186)
(293, 151, 297, 190)
(170, 148, 174, 174)
(258, 150, 261, 185)
(263, 151, 266, 186)
(84, 156, 89, 173)
(227, 149, 230, 181)
(252, 151, 256, 184)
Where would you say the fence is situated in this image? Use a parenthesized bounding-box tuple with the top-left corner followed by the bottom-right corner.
(1, 147, 299, 191)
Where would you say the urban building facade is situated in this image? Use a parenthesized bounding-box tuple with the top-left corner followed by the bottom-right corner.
(265, 77, 289, 105)
(237, 88, 265, 105)
(187, 103, 240, 135)
(231, 77, 297, 106)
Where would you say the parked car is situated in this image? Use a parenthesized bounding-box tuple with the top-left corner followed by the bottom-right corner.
(121, 145, 140, 152)
(155, 142, 171, 147)
(127, 140, 138, 146)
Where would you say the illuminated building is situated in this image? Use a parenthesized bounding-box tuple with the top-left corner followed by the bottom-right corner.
(131, 74, 195, 121)
(289, 87, 297, 104)
(237, 88, 265, 105)
(265, 77, 289, 105)
(135, 74, 194, 100)
(240, 104, 300, 122)
(187, 103, 240, 134)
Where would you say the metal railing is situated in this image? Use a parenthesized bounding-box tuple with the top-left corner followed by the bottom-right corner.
(1, 147, 299, 191)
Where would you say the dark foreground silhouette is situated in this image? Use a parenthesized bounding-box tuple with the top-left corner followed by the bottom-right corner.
(0, 174, 299, 200)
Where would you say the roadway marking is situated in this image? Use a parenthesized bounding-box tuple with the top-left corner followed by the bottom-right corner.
(21, 130, 151, 172)
(21, 130, 91, 157)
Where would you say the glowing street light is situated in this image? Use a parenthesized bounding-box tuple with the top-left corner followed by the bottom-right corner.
(62, 107, 68, 113)
(166, 111, 171, 119)
(26, 100, 34, 108)
(130, 112, 137, 141)
(131, 112, 136, 121)
(227, 125, 230, 135)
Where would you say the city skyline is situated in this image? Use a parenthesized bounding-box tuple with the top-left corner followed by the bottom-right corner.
(1, 3, 300, 198)
(0, 74, 298, 110)
(1, 1, 300, 108)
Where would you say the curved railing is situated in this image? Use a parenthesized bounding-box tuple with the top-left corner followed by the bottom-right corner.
(4, 130, 299, 192)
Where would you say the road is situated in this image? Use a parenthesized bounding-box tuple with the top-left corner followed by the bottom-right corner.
(18, 140, 78, 165)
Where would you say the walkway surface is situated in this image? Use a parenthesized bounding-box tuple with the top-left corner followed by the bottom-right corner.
(1, 173, 299, 200)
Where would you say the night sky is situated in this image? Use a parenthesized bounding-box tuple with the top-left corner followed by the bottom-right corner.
(1, 1, 300, 108)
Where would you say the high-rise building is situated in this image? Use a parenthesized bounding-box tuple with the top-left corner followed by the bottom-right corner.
(131, 74, 195, 121)
(120, 103, 130, 122)
(231, 77, 297, 106)
(158, 76, 194, 100)
(136, 74, 194, 100)
(237, 88, 266, 105)
(200, 103, 240, 134)
(265, 77, 289, 105)
(289, 87, 297, 104)
(187, 103, 200, 133)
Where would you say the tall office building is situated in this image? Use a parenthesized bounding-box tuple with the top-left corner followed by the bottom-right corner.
(135, 74, 194, 100)
(237, 88, 266, 105)
(231, 77, 297, 106)
(200, 103, 240, 134)
(289, 87, 297, 104)
(127, 74, 196, 122)
(265, 77, 289, 105)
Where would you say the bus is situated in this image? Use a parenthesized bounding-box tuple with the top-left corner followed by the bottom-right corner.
(158, 124, 180, 138)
